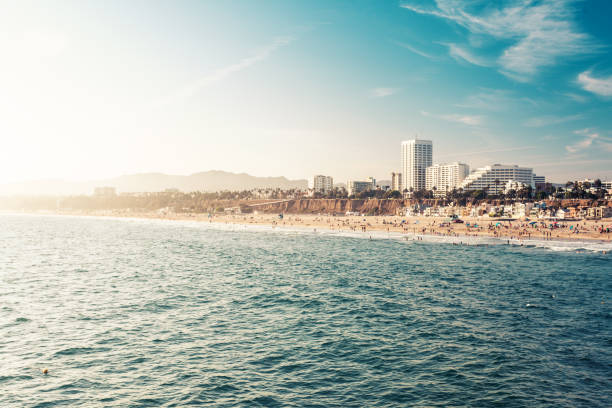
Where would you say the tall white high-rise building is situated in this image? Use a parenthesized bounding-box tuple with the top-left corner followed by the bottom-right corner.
(425, 162, 470, 193)
(308, 175, 333, 193)
(401, 139, 432, 192)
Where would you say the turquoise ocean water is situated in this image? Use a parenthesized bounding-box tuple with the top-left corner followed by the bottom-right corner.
(1, 214, 611, 407)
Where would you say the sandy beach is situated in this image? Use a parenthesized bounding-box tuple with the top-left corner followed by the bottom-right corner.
(44, 210, 612, 243)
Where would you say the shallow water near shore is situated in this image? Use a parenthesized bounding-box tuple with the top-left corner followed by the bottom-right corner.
(1, 213, 611, 407)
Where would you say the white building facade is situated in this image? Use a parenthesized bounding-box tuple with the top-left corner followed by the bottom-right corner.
(308, 175, 333, 194)
(391, 172, 402, 191)
(504, 180, 529, 194)
(347, 180, 373, 196)
(460, 164, 534, 194)
(401, 139, 432, 192)
(425, 162, 469, 194)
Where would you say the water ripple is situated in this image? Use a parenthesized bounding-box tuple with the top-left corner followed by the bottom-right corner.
(0, 214, 610, 407)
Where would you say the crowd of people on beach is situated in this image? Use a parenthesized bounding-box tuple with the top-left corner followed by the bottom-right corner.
(204, 213, 611, 243)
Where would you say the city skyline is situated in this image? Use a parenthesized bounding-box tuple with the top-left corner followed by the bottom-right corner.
(1, 0, 611, 186)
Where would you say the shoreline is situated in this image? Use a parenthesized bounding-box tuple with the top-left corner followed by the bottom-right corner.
(5, 210, 612, 252)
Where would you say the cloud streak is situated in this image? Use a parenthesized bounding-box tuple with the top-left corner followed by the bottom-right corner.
(577, 71, 612, 96)
(437, 145, 536, 158)
(369, 87, 398, 98)
(523, 114, 583, 128)
(565, 128, 612, 153)
(159, 36, 293, 106)
(421, 110, 483, 126)
(446, 43, 491, 67)
(401, 0, 595, 80)
(394, 41, 439, 60)
(456, 88, 537, 111)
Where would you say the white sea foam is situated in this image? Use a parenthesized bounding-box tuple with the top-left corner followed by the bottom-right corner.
(160, 218, 612, 254)
(5, 213, 612, 254)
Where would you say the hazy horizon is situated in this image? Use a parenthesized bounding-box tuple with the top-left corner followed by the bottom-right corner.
(2, 0, 611, 186)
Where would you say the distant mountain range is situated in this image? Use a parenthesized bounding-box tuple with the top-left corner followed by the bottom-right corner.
(0, 171, 308, 196)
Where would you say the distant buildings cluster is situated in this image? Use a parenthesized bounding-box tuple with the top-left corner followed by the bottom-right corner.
(309, 138, 559, 198)
(396, 139, 542, 196)
(307, 138, 612, 200)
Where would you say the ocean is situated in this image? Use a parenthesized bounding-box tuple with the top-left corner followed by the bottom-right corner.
(1, 213, 611, 407)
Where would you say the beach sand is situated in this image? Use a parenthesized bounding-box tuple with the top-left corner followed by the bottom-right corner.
(52, 210, 612, 243)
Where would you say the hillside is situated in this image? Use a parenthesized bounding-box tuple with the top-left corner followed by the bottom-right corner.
(0, 171, 308, 195)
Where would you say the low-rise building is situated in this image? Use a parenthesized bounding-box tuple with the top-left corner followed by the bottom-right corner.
(347, 180, 373, 196)
(460, 164, 534, 194)
(391, 172, 402, 192)
(504, 180, 529, 194)
(308, 175, 333, 194)
(588, 206, 612, 219)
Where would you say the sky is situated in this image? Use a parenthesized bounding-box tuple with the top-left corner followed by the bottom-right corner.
(1, 0, 611, 185)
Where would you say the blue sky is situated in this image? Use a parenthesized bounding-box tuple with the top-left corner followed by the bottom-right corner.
(1, 0, 611, 184)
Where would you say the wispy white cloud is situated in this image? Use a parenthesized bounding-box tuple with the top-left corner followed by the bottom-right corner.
(562, 92, 589, 103)
(446, 43, 491, 67)
(534, 158, 612, 167)
(437, 145, 535, 158)
(456, 88, 537, 111)
(566, 132, 598, 153)
(564, 128, 612, 153)
(401, 0, 595, 80)
(523, 114, 583, 128)
(420, 110, 483, 126)
(158, 36, 293, 106)
(369, 87, 398, 98)
(577, 71, 612, 96)
(394, 41, 438, 60)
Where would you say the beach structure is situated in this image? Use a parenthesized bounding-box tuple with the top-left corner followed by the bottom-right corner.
(308, 175, 333, 194)
(425, 162, 470, 195)
(401, 139, 432, 192)
(588, 206, 612, 218)
(460, 164, 533, 194)
(347, 180, 373, 196)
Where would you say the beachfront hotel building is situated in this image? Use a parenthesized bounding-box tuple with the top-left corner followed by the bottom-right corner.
(347, 180, 373, 196)
(425, 162, 470, 194)
(308, 175, 333, 194)
(401, 139, 432, 191)
(460, 164, 534, 194)
(391, 172, 402, 192)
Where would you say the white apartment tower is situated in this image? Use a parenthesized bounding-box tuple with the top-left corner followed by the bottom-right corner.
(401, 139, 432, 191)
(426, 162, 470, 193)
(308, 175, 333, 194)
